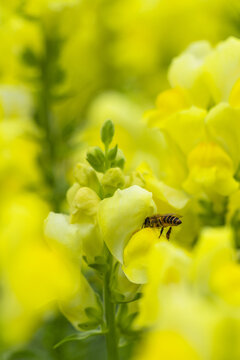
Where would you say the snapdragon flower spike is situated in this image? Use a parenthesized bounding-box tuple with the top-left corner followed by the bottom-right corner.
(86, 120, 125, 173)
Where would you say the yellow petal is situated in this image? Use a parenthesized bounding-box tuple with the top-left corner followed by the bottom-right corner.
(123, 228, 160, 284)
(140, 166, 189, 212)
(211, 263, 240, 306)
(146, 87, 191, 127)
(134, 330, 201, 360)
(97, 185, 156, 263)
(229, 78, 240, 107)
(168, 41, 212, 107)
(203, 37, 240, 103)
(169, 41, 211, 89)
(206, 103, 240, 171)
(191, 227, 234, 289)
(135, 241, 191, 327)
(45, 212, 103, 264)
(44, 212, 83, 258)
(156, 106, 207, 156)
(8, 243, 79, 310)
(183, 141, 239, 196)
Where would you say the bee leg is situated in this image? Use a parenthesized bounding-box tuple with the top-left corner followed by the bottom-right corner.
(159, 227, 164, 238)
(166, 227, 172, 240)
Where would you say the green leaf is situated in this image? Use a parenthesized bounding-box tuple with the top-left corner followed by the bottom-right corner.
(101, 120, 114, 146)
(53, 329, 104, 349)
(118, 330, 143, 348)
(85, 307, 102, 323)
(124, 312, 139, 329)
(88, 263, 108, 274)
(4, 349, 40, 360)
(86, 147, 105, 173)
(111, 292, 125, 303)
(108, 144, 118, 161)
(113, 292, 142, 304)
(94, 255, 106, 264)
(78, 322, 99, 331)
(112, 157, 125, 170)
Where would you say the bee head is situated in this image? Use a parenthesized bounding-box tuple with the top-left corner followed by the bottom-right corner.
(143, 217, 150, 227)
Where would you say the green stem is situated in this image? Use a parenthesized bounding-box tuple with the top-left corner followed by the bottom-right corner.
(105, 143, 110, 171)
(103, 248, 119, 360)
(37, 31, 67, 212)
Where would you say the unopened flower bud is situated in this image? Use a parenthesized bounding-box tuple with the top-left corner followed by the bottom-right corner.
(125, 171, 145, 188)
(101, 167, 125, 197)
(74, 163, 100, 194)
(112, 149, 125, 169)
(71, 187, 100, 223)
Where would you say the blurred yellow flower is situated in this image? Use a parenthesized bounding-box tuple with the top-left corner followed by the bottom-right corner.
(168, 37, 240, 107)
(134, 330, 201, 360)
(134, 227, 240, 360)
(183, 141, 238, 196)
(147, 37, 240, 201)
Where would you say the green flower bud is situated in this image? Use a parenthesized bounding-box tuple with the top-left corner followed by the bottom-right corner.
(73, 163, 100, 194)
(101, 120, 114, 147)
(112, 149, 125, 169)
(108, 144, 118, 162)
(71, 187, 100, 223)
(86, 146, 105, 173)
(101, 167, 125, 197)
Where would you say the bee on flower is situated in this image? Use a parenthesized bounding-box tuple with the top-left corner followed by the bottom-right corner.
(142, 214, 182, 240)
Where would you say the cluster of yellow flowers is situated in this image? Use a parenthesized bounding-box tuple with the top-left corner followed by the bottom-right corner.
(2, 1, 240, 359)
(133, 37, 240, 359)
(44, 37, 240, 359)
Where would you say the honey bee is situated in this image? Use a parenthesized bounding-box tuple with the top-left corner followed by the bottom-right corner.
(142, 214, 182, 240)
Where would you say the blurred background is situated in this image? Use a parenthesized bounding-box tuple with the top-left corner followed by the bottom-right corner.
(1, 0, 240, 359)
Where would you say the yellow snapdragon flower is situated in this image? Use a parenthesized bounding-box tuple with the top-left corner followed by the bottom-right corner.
(169, 37, 240, 107)
(98, 185, 156, 263)
(0, 193, 81, 344)
(147, 37, 240, 198)
(45, 186, 103, 264)
(134, 330, 201, 360)
(134, 227, 240, 360)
